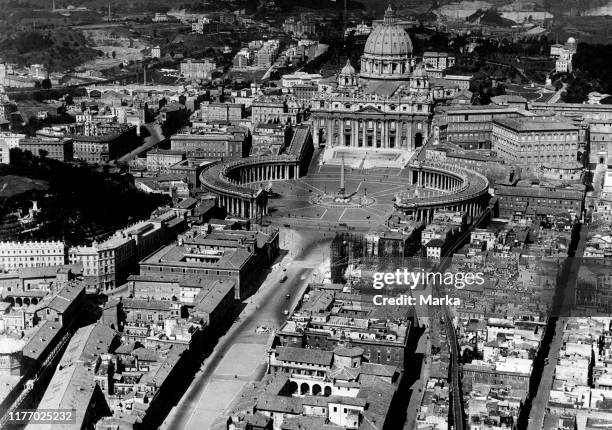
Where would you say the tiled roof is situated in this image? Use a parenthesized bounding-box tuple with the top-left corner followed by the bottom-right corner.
(21, 321, 62, 362)
(359, 363, 398, 378)
(493, 116, 578, 132)
(122, 298, 175, 311)
(45, 283, 84, 313)
(276, 346, 333, 366)
(255, 394, 303, 414)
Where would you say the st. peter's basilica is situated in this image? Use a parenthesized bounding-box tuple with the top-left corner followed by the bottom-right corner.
(311, 5, 435, 167)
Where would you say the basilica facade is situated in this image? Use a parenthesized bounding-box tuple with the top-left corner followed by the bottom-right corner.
(311, 5, 434, 153)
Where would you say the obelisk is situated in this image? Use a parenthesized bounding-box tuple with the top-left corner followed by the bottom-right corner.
(339, 156, 345, 196)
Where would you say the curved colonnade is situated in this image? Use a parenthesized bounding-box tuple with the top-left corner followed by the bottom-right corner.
(201, 156, 489, 224)
(395, 161, 490, 222)
(200, 155, 301, 219)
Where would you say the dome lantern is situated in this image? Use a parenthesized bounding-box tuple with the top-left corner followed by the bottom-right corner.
(383, 4, 397, 25)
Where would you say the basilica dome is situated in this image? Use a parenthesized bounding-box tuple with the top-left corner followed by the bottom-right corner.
(360, 5, 415, 81)
(363, 13, 413, 57)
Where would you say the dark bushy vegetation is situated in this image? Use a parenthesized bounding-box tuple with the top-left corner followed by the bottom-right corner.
(0, 149, 170, 245)
(0, 30, 98, 72)
(562, 42, 612, 103)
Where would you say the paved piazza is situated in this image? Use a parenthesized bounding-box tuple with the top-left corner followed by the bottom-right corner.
(262, 164, 444, 228)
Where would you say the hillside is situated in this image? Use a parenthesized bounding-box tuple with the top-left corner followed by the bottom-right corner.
(6, 0, 612, 19)
(0, 30, 99, 72)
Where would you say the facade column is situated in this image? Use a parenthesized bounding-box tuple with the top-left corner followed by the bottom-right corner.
(373, 122, 377, 148)
(362, 124, 367, 149)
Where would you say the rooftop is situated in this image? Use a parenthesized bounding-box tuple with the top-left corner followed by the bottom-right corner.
(276, 346, 334, 366)
(493, 116, 579, 132)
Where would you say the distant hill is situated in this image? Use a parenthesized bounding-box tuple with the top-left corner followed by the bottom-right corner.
(0, 30, 99, 72)
(8, 0, 612, 17)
